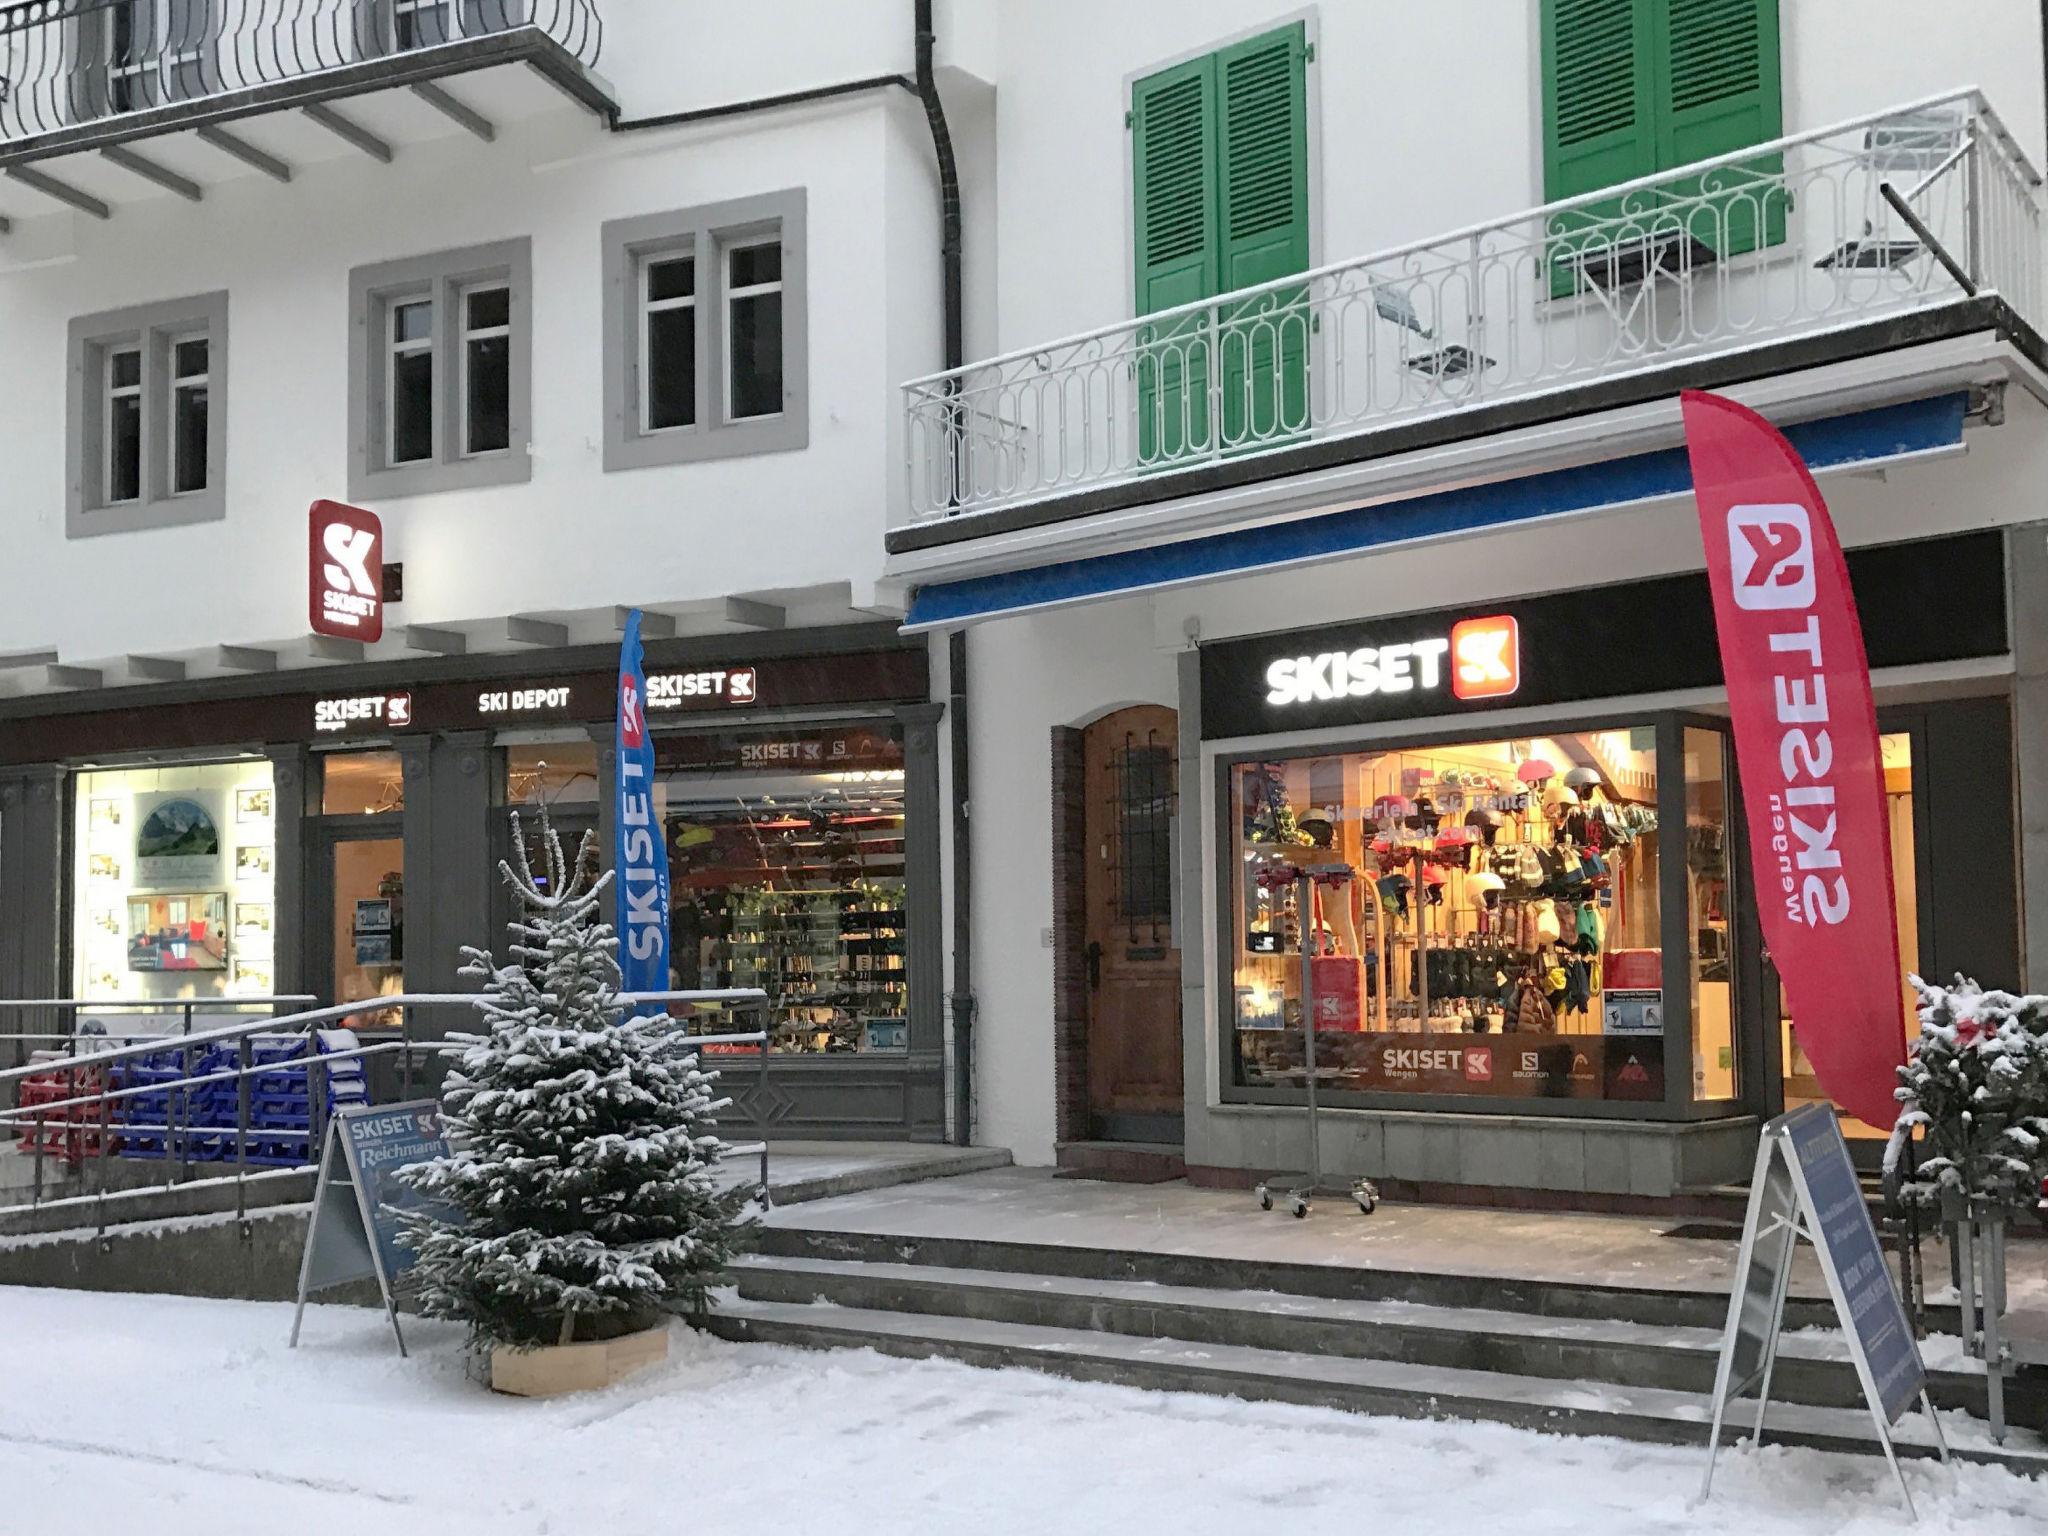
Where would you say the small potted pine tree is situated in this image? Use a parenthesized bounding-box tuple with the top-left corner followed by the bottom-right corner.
(399, 813, 754, 1396)
(1892, 974, 2048, 1218)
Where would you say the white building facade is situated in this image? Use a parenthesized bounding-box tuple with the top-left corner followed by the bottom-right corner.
(0, 0, 988, 1140)
(903, 0, 2048, 1199)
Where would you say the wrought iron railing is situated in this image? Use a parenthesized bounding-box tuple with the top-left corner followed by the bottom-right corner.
(0, 0, 603, 142)
(903, 90, 2044, 524)
(0, 989, 770, 1233)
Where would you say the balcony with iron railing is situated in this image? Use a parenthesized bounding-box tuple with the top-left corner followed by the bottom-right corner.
(0, 1, 610, 221)
(898, 90, 2047, 543)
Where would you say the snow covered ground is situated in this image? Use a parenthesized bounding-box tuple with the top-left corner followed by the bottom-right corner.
(3, 1286, 2044, 1535)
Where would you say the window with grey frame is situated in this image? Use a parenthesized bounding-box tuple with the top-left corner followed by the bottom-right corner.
(348, 240, 531, 501)
(602, 189, 808, 471)
(67, 291, 228, 538)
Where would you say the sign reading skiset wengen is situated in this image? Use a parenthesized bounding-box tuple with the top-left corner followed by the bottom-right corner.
(613, 610, 670, 1016)
(1680, 390, 1904, 1128)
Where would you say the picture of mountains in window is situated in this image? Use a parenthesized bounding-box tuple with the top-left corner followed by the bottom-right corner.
(136, 796, 224, 885)
(138, 799, 220, 861)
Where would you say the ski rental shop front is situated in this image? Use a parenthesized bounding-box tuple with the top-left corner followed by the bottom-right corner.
(902, 377, 2048, 1202)
(0, 625, 945, 1141)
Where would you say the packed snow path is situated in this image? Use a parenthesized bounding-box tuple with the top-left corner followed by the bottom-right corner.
(3, 1286, 2044, 1534)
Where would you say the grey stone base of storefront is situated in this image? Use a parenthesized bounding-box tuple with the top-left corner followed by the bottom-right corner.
(1186, 1104, 1761, 1210)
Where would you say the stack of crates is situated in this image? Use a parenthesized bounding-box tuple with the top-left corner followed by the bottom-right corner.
(111, 1046, 196, 1161)
(112, 1028, 372, 1166)
(13, 1053, 112, 1164)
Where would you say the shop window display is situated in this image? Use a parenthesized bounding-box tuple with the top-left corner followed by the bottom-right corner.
(1229, 730, 1672, 1102)
(73, 759, 279, 1024)
(656, 725, 909, 1054)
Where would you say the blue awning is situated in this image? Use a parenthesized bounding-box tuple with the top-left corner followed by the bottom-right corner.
(903, 392, 1968, 632)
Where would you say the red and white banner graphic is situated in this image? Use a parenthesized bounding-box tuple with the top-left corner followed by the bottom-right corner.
(1681, 389, 1903, 1128)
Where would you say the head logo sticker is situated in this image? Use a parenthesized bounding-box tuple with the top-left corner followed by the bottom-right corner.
(1449, 615, 1519, 700)
(1727, 504, 1816, 611)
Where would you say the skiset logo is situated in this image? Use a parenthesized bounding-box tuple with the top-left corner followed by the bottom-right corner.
(314, 692, 411, 734)
(308, 500, 384, 644)
(1725, 501, 1850, 930)
(1727, 504, 1816, 611)
(1264, 616, 1519, 708)
(618, 675, 646, 750)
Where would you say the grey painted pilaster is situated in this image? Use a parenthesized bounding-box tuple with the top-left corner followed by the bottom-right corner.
(586, 723, 618, 883)
(2009, 523, 2048, 990)
(899, 703, 946, 1139)
(424, 733, 494, 1001)
(0, 765, 65, 1061)
(395, 736, 437, 1009)
(263, 745, 311, 1004)
(1177, 649, 1207, 1142)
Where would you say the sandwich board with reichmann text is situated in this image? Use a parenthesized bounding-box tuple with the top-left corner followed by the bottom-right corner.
(1701, 1103, 1948, 1517)
(289, 1100, 457, 1358)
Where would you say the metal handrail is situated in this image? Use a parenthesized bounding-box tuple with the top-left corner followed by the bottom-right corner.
(901, 87, 2046, 523)
(0, 0, 606, 145)
(0, 989, 760, 1083)
(1, 988, 777, 1233)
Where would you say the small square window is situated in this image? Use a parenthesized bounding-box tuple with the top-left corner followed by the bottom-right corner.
(349, 240, 531, 500)
(67, 291, 228, 537)
(601, 192, 806, 471)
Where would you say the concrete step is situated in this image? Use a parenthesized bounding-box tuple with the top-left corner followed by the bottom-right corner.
(1054, 1142, 1186, 1184)
(732, 1254, 2025, 1421)
(752, 1222, 1860, 1333)
(707, 1294, 2048, 1472)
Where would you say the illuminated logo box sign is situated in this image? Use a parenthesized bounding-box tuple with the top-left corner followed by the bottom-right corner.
(1264, 616, 1519, 707)
(646, 667, 759, 710)
(315, 692, 412, 733)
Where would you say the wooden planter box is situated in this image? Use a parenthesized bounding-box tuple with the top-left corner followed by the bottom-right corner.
(490, 1324, 669, 1398)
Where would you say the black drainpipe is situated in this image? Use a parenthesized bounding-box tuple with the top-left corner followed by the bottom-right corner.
(913, 0, 974, 1147)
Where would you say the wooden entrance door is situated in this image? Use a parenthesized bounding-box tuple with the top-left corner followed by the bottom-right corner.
(1082, 706, 1184, 1141)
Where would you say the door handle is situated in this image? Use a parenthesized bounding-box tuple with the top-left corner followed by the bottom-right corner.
(1085, 941, 1104, 992)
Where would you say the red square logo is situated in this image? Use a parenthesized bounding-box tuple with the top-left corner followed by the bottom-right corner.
(1464, 1047, 1494, 1083)
(1450, 616, 1519, 700)
(309, 500, 384, 643)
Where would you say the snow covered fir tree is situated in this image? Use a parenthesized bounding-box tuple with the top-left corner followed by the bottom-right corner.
(399, 812, 754, 1349)
(1893, 975, 2048, 1212)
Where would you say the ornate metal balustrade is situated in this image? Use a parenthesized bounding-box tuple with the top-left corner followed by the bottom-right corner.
(0, 0, 603, 142)
(903, 90, 2044, 524)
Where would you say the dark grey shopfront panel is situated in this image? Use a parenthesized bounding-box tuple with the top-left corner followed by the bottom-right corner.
(0, 767, 65, 1060)
(1918, 695, 2020, 990)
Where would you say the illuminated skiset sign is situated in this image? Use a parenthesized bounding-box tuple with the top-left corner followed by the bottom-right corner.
(1263, 615, 1519, 707)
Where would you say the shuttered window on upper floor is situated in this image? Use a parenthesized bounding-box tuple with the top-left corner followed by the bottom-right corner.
(1542, 0, 1783, 277)
(1132, 22, 1309, 320)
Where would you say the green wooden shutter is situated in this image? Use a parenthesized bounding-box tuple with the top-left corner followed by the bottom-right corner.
(1132, 55, 1218, 463)
(1541, 0, 1656, 295)
(1652, 0, 1784, 255)
(1216, 23, 1310, 446)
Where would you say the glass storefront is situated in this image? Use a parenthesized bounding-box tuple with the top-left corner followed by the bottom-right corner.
(72, 758, 278, 1019)
(1227, 724, 1732, 1103)
(655, 723, 909, 1054)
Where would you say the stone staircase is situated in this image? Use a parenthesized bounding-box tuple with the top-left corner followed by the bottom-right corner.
(711, 1221, 2048, 1469)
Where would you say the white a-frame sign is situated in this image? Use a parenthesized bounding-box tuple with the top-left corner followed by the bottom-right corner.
(1701, 1103, 1950, 1517)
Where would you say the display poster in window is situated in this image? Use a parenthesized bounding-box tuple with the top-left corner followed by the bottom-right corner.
(1603, 988, 1663, 1036)
(133, 792, 225, 888)
(353, 898, 393, 935)
(1241, 1030, 1662, 1101)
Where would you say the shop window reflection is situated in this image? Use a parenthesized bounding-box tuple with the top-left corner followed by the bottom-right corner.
(656, 726, 910, 1055)
(320, 751, 405, 816)
(1230, 730, 1666, 1102)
